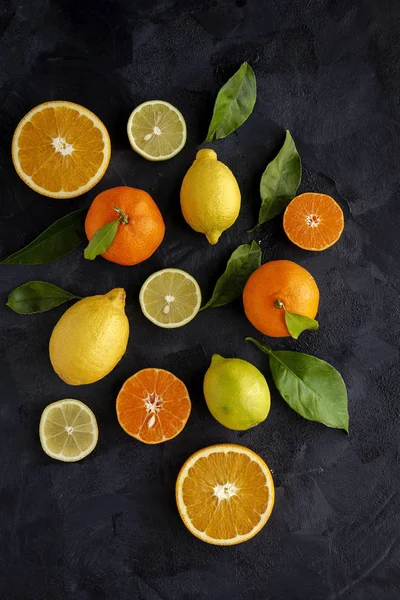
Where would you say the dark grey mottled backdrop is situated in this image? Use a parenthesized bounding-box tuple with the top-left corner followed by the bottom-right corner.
(1, 1, 400, 599)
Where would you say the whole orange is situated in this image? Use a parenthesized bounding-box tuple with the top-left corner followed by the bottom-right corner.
(243, 260, 319, 337)
(85, 186, 165, 266)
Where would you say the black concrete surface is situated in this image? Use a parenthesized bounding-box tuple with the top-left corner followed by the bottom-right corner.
(1, 1, 400, 598)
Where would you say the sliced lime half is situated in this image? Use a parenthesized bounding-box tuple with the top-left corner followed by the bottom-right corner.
(139, 268, 201, 328)
(39, 399, 98, 462)
(127, 100, 186, 161)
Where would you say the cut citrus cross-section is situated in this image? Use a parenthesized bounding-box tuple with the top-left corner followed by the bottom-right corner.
(176, 444, 275, 545)
(127, 100, 186, 161)
(139, 268, 201, 328)
(12, 101, 111, 198)
(39, 399, 98, 462)
(116, 368, 191, 444)
(283, 192, 344, 251)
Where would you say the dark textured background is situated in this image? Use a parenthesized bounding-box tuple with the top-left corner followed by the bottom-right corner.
(1, 1, 400, 598)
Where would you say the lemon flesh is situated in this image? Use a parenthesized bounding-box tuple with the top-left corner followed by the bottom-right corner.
(49, 288, 129, 386)
(139, 268, 201, 328)
(127, 100, 186, 161)
(39, 399, 98, 462)
(203, 355, 271, 430)
(180, 149, 241, 244)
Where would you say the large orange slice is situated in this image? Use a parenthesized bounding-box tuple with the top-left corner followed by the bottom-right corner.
(12, 101, 111, 199)
(176, 444, 275, 545)
(283, 192, 344, 251)
(116, 368, 191, 444)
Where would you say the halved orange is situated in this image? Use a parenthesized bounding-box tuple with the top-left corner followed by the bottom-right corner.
(116, 368, 191, 444)
(283, 192, 344, 251)
(12, 101, 111, 199)
(176, 444, 275, 545)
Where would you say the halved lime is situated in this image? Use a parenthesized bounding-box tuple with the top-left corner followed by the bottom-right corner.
(127, 100, 186, 161)
(39, 399, 98, 462)
(139, 268, 201, 328)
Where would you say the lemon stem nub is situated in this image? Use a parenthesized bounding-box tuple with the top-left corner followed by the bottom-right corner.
(274, 299, 285, 309)
(114, 206, 129, 224)
(211, 354, 224, 364)
(107, 288, 126, 306)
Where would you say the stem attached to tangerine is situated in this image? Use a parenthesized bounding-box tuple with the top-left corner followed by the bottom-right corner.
(274, 299, 285, 309)
(114, 206, 129, 224)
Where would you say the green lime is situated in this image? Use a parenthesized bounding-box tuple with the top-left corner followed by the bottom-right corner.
(203, 355, 270, 430)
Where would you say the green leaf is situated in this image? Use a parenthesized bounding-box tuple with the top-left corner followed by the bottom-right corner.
(246, 337, 349, 432)
(1, 208, 87, 265)
(6, 281, 81, 314)
(84, 220, 118, 261)
(201, 241, 261, 310)
(285, 312, 319, 340)
(249, 130, 302, 231)
(204, 62, 257, 142)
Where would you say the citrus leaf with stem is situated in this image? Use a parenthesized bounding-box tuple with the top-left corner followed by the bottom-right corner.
(1, 209, 86, 265)
(246, 337, 349, 432)
(204, 62, 256, 142)
(201, 241, 261, 310)
(249, 131, 301, 231)
(6, 281, 81, 314)
(84, 220, 119, 260)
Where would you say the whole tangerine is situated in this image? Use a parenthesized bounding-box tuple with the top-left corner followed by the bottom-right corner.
(85, 186, 165, 266)
(243, 260, 319, 337)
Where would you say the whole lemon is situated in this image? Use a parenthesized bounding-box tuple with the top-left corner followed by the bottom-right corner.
(180, 149, 241, 244)
(49, 288, 129, 385)
(203, 354, 270, 430)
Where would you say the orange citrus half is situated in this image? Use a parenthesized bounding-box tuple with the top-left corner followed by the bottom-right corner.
(176, 444, 275, 545)
(283, 192, 344, 251)
(116, 368, 191, 444)
(12, 101, 111, 199)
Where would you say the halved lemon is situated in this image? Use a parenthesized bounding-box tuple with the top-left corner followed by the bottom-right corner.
(139, 268, 201, 328)
(127, 100, 186, 161)
(176, 444, 275, 546)
(12, 101, 111, 199)
(39, 399, 98, 462)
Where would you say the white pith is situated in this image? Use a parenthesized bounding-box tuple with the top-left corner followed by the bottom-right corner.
(163, 294, 175, 314)
(52, 136, 74, 156)
(213, 482, 238, 501)
(143, 391, 163, 429)
(305, 213, 321, 227)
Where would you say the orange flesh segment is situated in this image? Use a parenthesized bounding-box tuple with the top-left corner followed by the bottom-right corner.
(284, 192, 344, 251)
(116, 368, 191, 444)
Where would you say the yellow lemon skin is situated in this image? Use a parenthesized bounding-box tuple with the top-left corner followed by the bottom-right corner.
(180, 149, 241, 244)
(203, 354, 270, 430)
(49, 288, 129, 386)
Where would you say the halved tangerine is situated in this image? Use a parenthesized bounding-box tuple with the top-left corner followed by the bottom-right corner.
(116, 368, 191, 444)
(283, 192, 344, 251)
